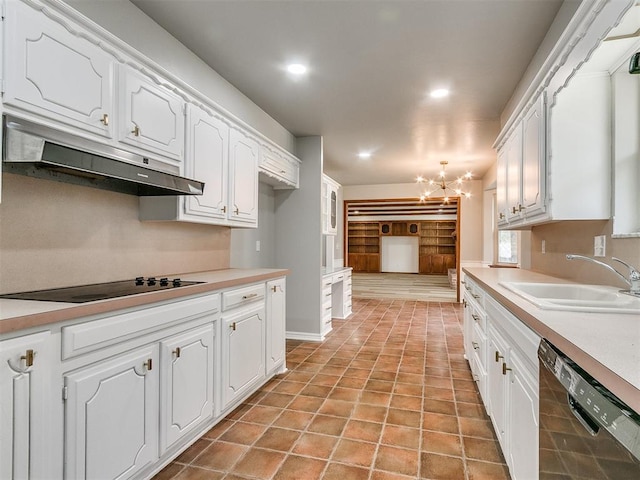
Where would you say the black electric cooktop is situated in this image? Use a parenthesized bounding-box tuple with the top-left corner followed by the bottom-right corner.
(0, 277, 204, 303)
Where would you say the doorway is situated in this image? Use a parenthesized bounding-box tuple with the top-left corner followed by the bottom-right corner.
(344, 198, 461, 302)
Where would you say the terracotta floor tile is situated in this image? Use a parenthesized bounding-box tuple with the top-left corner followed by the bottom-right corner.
(283, 371, 314, 384)
(300, 384, 333, 398)
(202, 419, 234, 440)
(422, 430, 463, 456)
(153, 463, 185, 480)
(307, 414, 348, 436)
(287, 395, 325, 413)
(343, 419, 384, 443)
(258, 392, 295, 408)
(254, 427, 301, 452)
(453, 378, 478, 392)
(219, 421, 266, 445)
(319, 398, 356, 417)
(360, 391, 392, 406)
(352, 404, 388, 423)
(457, 401, 489, 419)
(172, 466, 224, 480)
(273, 409, 314, 430)
(386, 408, 421, 427)
(370, 370, 398, 382)
(466, 459, 511, 480)
(424, 386, 455, 401)
(344, 367, 371, 379)
(173, 438, 211, 464)
(271, 380, 306, 395)
(311, 374, 341, 387)
(420, 452, 465, 480)
(375, 445, 420, 477)
(292, 432, 338, 458)
(323, 462, 370, 480)
(393, 382, 423, 397)
(365, 379, 396, 393)
(328, 387, 361, 402)
(371, 470, 416, 480)
(191, 441, 247, 471)
(423, 398, 457, 416)
(463, 436, 505, 463)
(232, 448, 286, 479)
(455, 388, 483, 404)
(381, 424, 421, 450)
(331, 438, 377, 467)
(273, 455, 327, 480)
(390, 394, 423, 411)
(459, 417, 496, 439)
(422, 412, 460, 434)
(240, 405, 283, 426)
(424, 376, 453, 389)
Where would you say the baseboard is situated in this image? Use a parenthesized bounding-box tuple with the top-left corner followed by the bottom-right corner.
(286, 331, 325, 342)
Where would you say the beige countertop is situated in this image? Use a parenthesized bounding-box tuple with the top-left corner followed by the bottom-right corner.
(463, 267, 640, 413)
(0, 268, 289, 335)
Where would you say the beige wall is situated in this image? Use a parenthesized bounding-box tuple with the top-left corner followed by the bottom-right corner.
(530, 220, 640, 288)
(343, 180, 485, 264)
(0, 174, 230, 294)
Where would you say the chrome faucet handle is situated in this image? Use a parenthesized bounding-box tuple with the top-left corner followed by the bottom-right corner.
(611, 257, 640, 280)
(612, 257, 640, 296)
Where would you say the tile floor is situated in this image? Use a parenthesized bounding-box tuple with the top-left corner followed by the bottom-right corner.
(154, 298, 510, 480)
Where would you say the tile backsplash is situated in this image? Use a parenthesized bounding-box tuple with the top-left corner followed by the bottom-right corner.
(0, 174, 230, 294)
(530, 220, 640, 288)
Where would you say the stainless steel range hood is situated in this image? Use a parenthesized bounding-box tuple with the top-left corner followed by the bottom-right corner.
(2, 118, 204, 196)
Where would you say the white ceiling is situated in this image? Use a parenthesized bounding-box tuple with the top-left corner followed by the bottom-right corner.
(131, 0, 567, 185)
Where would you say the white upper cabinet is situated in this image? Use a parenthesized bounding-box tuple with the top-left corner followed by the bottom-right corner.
(228, 126, 259, 226)
(505, 124, 523, 223)
(259, 144, 300, 189)
(3, 0, 114, 138)
(118, 66, 185, 164)
(322, 174, 340, 235)
(183, 104, 230, 221)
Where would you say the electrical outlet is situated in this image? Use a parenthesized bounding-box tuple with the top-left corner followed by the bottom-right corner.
(541, 240, 546, 254)
(255, 240, 261, 252)
(594, 235, 606, 257)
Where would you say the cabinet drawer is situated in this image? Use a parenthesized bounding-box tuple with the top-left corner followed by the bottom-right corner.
(472, 321, 487, 370)
(222, 284, 265, 311)
(62, 294, 219, 359)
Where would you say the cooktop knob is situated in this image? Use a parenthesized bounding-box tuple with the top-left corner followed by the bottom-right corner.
(147, 277, 157, 286)
(172, 278, 182, 287)
(135, 277, 145, 286)
(160, 277, 169, 286)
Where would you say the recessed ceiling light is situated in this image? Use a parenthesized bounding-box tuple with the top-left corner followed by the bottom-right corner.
(358, 152, 372, 159)
(430, 88, 450, 98)
(287, 64, 307, 75)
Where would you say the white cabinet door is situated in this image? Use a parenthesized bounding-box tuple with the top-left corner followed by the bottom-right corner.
(118, 66, 185, 163)
(505, 126, 523, 222)
(507, 350, 539, 480)
(228, 126, 259, 226)
(487, 325, 509, 453)
(0, 332, 51, 480)
(266, 278, 286, 375)
(160, 324, 215, 453)
(4, 0, 114, 138)
(184, 105, 229, 220)
(321, 176, 339, 235)
(496, 147, 508, 225)
(64, 346, 158, 480)
(221, 304, 265, 409)
(521, 94, 546, 218)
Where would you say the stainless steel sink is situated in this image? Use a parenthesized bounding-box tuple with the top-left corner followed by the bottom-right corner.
(499, 282, 640, 314)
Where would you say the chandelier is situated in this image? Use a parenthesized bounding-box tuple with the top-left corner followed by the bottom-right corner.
(416, 161, 472, 204)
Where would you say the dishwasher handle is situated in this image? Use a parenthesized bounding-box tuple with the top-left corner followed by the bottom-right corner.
(567, 394, 600, 436)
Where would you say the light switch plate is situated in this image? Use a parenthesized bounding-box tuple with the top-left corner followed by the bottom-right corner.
(256, 240, 261, 252)
(594, 235, 606, 257)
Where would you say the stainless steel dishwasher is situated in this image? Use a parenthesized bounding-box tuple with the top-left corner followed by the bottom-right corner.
(538, 339, 640, 479)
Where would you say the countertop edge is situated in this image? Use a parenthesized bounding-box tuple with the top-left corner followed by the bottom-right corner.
(463, 267, 640, 414)
(0, 268, 290, 335)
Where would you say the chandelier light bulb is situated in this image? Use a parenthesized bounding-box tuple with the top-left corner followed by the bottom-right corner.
(416, 175, 424, 183)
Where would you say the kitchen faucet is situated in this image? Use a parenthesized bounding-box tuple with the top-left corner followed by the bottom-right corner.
(566, 254, 640, 297)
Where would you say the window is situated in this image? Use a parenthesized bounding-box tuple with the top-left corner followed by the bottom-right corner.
(498, 231, 519, 264)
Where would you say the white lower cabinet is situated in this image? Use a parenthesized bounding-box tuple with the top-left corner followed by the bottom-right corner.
(160, 324, 215, 453)
(266, 278, 286, 375)
(0, 331, 52, 480)
(64, 345, 159, 480)
(463, 278, 540, 480)
(221, 303, 266, 411)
